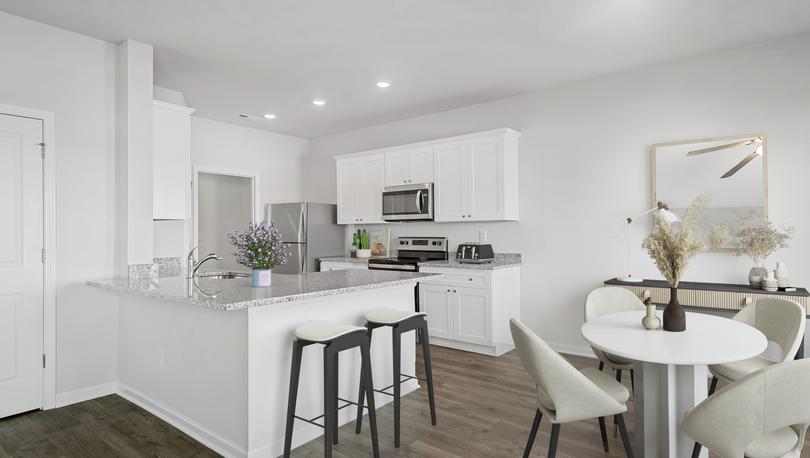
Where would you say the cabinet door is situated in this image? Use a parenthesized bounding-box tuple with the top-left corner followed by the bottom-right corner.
(468, 136, 503, 221)
(336, 158, 360, 224)
(153, 103, 191, 219)
(419, 284, 454, 339)
(433, 140, 468, 222)
(384, 149, 411, 186)
(358, 154, 385, 223)
(454, 288, 492, 345)
(408, 145, 434, 184)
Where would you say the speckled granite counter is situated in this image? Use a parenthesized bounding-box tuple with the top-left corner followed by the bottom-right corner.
(320, 253, 521, 270)
(88, 270, 438, 311)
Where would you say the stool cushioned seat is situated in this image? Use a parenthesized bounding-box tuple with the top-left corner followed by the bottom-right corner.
(365, 308, 426, 325)
(295, 320, 365, 342)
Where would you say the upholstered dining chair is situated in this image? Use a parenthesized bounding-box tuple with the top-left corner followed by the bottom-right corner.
(709, 298, 805, 395)
(509, 319, 634, 458)
(584, 287, 645, 392)
(684, 358, 810, 458)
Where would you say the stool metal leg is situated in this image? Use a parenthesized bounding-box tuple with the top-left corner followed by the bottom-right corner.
(393, 325, 402, 448)
(360, 336, 381, 458)
(323, 346, 336, 458)
(283, 340, 304, 458)
(332, 352, 339, 445)
(355, 323, 374, 434)
(419, 321, 437, 425)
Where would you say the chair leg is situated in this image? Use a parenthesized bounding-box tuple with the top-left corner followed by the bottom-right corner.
(548, 423, 560, 458)
(283, 341, 304, 458)
(332, 352, 339, 445)
(360, 338, 381, 458)
(355, 324, 372, 434)
(691, 442, 702, 458)
(598, 361, 604, 371)
(393, 326, 402, 448)
(523, 409, 542, 458)
(615, 414, 634, 458)
(630, 369, 635, 396)
(598, 417, 609, 453)
(613, 369, 622, 437)
(323, 347, 336, 458)
(709, 376, 718, 395)
(420, 323, 437, 426)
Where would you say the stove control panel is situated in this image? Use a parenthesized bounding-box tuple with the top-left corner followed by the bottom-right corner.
(397, 237, 447, 252)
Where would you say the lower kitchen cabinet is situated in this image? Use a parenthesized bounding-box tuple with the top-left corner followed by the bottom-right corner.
(418, 266, 520, 356)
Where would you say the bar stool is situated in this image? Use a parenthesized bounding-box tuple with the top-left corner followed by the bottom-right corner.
(283, 320, 380, 458)
(355, 308, 437, 448)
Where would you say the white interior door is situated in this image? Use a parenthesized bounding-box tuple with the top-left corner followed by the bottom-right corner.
(0, 113, 44, 418)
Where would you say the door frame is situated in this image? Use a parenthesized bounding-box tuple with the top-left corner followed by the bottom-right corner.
(0, 103, 57, 410)
(191, 165, 260, 252)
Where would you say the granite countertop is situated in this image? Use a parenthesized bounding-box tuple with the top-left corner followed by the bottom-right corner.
(88, 270, 438, 311)
(320, 253, 521, 271)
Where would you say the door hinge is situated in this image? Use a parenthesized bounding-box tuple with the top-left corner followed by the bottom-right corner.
(42, 354, 46, 368)
(41, 248, 46, 263)
(38, 142, 46, 158)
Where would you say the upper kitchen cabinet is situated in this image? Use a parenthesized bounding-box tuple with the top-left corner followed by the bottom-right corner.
(384, 145, 434, 186)
(336, 153, 385, 224)
(153, 100, 195, 220)
(335, 128, 520, 225)
(434, 129, 520, 222)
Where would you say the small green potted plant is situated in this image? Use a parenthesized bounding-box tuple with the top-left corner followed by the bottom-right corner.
(228, 222, 290, 287)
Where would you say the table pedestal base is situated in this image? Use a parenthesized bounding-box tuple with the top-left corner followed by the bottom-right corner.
(634, 362, 708, 458)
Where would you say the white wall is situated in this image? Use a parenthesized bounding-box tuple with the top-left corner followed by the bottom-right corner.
(306, 32, 810, 355)
(0, 12, 119, 394)
(191, 116, 310, 218)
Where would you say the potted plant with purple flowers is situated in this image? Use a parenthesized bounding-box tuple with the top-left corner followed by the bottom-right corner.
(228, 222, 290, 287)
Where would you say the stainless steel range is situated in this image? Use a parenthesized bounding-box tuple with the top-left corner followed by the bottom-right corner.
(367, 237, 448, 272)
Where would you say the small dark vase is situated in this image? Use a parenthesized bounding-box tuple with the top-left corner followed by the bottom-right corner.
(663, 287, 686, 332)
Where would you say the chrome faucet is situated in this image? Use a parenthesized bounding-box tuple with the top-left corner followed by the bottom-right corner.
(186, 247, 222, 278)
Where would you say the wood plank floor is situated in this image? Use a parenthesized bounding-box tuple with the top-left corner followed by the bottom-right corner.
(1, 345, 808, 457)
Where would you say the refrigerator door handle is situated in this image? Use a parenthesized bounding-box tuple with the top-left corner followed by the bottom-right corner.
(298, 204, 306, 243)
(298, 243, 307, 274)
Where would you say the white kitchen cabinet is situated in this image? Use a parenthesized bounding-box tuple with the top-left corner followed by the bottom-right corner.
(319, 261, 369, 271)
(384, 145, 434, 186)
(153, 100, 195, 220)
(419, 283, 455, 339)
(434, 130, 520, 222)
(418, 265, 520, 356)
(336, 153, 385, 224)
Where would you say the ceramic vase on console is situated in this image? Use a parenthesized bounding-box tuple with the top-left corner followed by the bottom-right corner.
(762, 271, 779, 293)
(775, 262, 790, 288)
(749, 265, 768, 288)
(252, 269, 272, 287)
(663, 287, 686, 332)
(641, 298, 661, 330)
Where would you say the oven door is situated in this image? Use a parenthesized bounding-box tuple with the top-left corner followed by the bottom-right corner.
(382, 183, 433, 222)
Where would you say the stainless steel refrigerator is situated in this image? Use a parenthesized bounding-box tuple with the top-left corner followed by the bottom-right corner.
(266, 202, 344, 274)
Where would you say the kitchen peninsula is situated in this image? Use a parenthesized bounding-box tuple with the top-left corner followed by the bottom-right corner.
(89, 269, 437, 458)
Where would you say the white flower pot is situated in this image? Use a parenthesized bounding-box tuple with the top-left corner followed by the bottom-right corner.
(252, 269, 272, 287)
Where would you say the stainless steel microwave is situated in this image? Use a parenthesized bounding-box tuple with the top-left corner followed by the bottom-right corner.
(382, 183, 433, 222)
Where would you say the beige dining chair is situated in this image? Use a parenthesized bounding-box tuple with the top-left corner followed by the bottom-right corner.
(584, 287, 645, 389)
(709, 298, 805, 395)
(683, 358, 810, 458)
(509, 319, 634, 458)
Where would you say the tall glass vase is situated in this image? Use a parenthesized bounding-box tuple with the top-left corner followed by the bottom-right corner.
(663, 287, 686, 332)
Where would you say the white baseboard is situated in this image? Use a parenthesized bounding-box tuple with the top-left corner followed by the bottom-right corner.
(548, 342, 596, 359)
(117, 383, 247, 458)
(54, 381, 118, 408)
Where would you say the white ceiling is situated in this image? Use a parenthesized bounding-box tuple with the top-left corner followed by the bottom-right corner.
(2, 1, 810, 138)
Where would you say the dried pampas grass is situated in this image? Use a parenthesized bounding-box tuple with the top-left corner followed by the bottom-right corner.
(642, 195, 708, 287)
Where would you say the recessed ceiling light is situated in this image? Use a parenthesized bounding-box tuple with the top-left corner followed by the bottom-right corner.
(312, 99, 326, 106)
(263, 113, 276, 119)
(376, 81, 391, 88)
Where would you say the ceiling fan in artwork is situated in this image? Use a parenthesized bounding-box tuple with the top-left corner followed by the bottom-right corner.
(687, 136, 764, 179)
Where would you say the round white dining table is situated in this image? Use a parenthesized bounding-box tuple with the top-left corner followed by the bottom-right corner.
(581, 310, 767, 458)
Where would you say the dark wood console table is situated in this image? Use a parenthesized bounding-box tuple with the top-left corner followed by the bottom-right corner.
(604, 278, 810, 358)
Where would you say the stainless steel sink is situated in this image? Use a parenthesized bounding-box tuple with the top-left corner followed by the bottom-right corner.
(197, 271, 250, 280)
